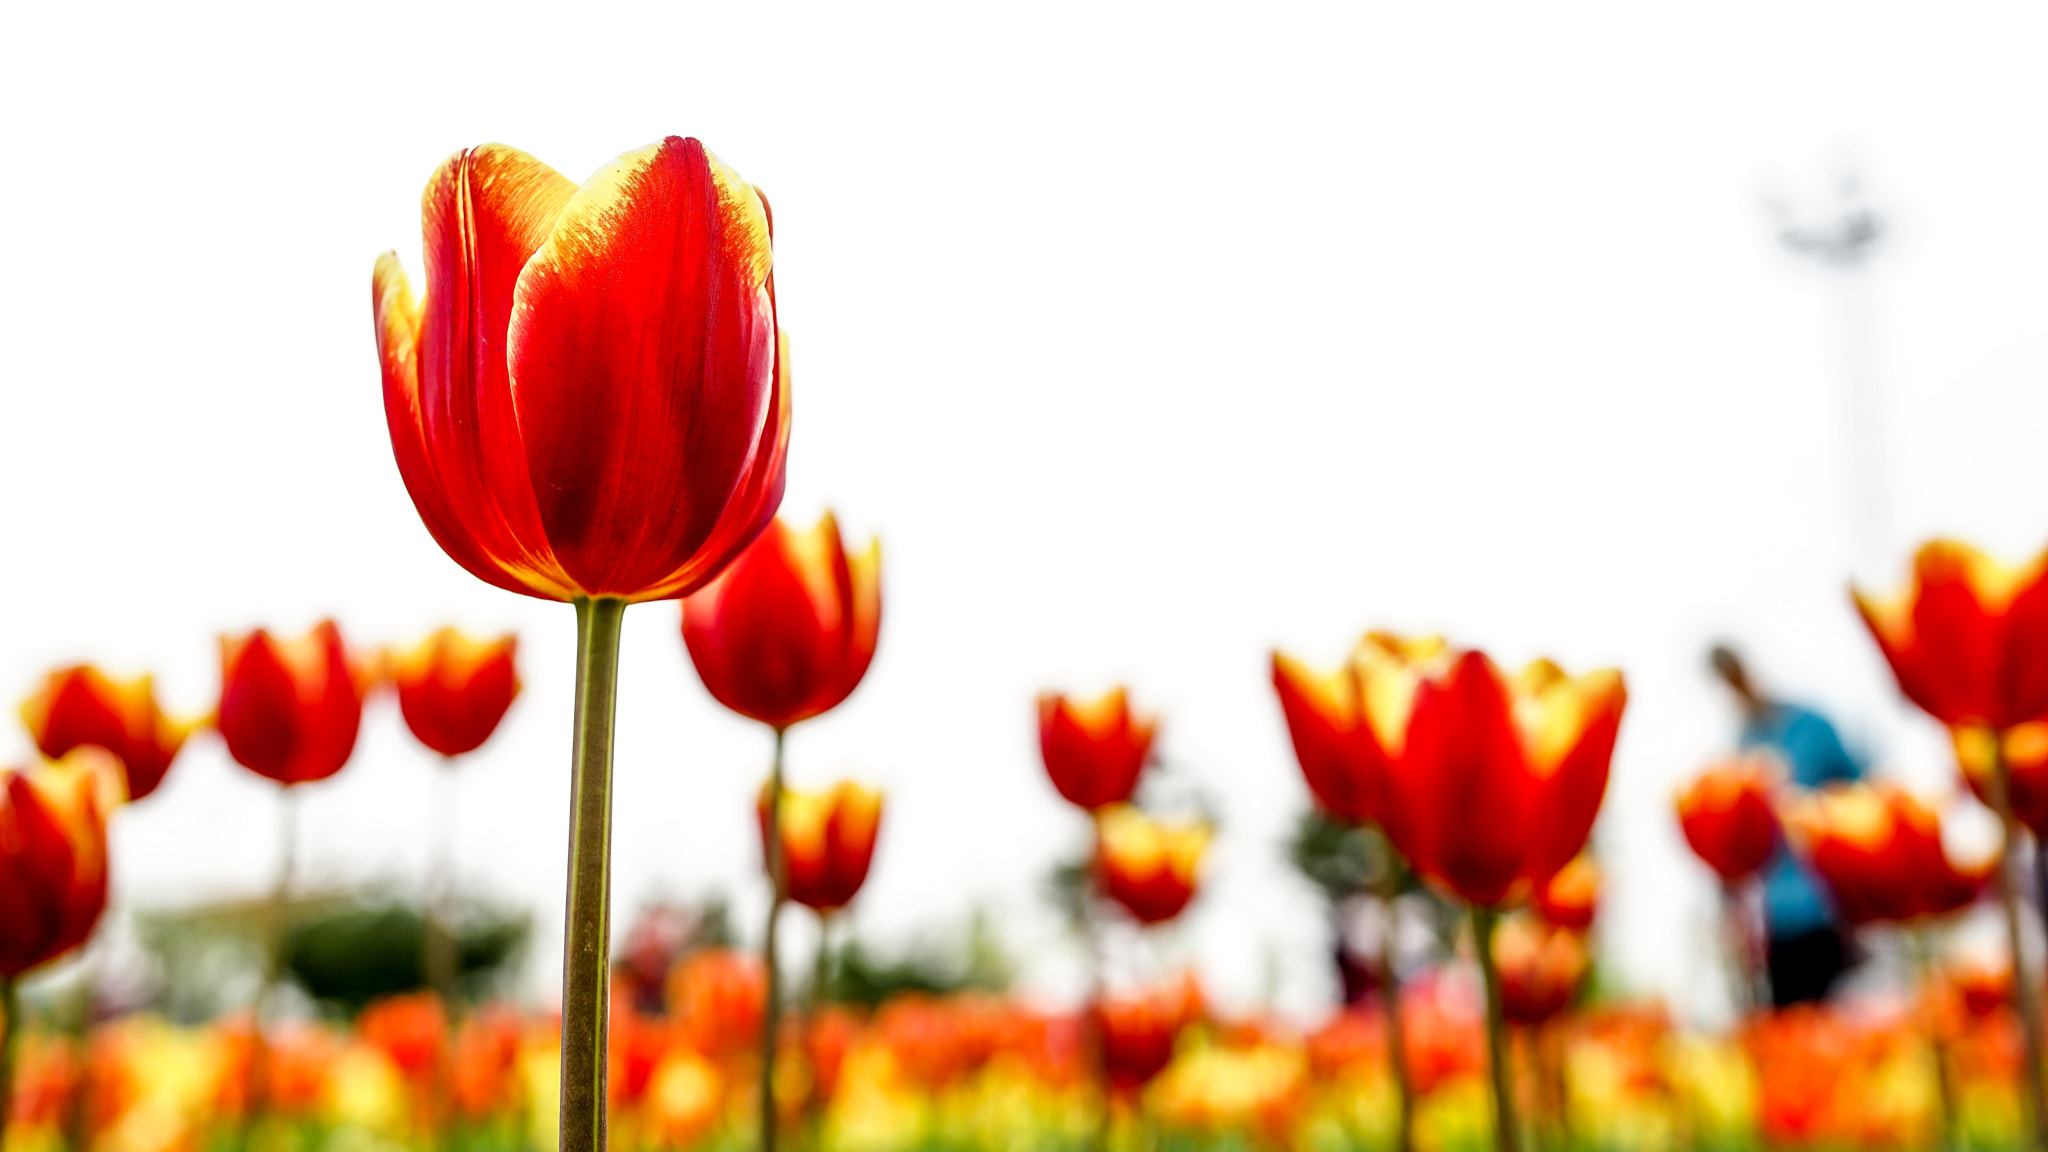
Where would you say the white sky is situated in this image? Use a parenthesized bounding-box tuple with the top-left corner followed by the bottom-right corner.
(5, 1, 2048, 1022)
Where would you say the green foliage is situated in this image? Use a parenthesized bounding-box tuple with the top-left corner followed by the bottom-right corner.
(816, 911, 1013, 1008)
(284, 903, 527, 1013)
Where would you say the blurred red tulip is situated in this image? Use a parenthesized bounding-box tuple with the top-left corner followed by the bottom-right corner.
(1533, 855, 1600, 931)
(1090, 976, 1203, 1094)
(667, 949, 766, 1060)
(217, 621, 370, 786)
(392, 628, 520, 758)
(1095, 805, 1209, 925)
(683, 513, 881, 731)
(1492, 916, 1589, 1027)
(0, 749, 118, 976)
(451, 1008, 524, 1118)
(1364, 641, 1627, 908)
(1038, 688, 1156, 812)
(1675, 753, 1782, 885)
(1783, 783, 1993, 924)
(1853, 539, 2048, 730)
(359, 992, 448, 1080)
(757, 780, 883, 913)
(1954, 722, 2048, 837)
(1271, 646, 1397, 826)
(374, 138, 790, 602)
(19, 666, 189, 802)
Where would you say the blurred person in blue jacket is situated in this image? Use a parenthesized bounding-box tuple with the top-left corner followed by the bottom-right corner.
(1710, 644, 1866, 1006)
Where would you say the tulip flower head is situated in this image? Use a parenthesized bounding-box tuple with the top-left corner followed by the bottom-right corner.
(756, 780, 884, 913)
(20, 665, 190, 802)
(0, 748, 120, 976)
(1363, 642, 1627, 909)
(1492, 915, 1590, 1027)
(683, 513, 881, 732)
(1533, 855, 1600, 931)
(392, 628, 520, 758)
(1782, 783, 1993, 924)
(1675, 752, 1783, 885)
(374, 138, 790, 603)
(1853, 539, 2048, 730)
(1953, 722, 2048, 838)
(1089, 975, 1204, 1095)
(1271, 648, 1394, 826)
(1038, 688, 1157, 812)
(1095, 805, 1210, 925)
(217, 621, 371, 786)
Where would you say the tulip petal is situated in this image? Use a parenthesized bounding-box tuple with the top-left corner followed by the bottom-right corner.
(1395, 651, 1535, 906)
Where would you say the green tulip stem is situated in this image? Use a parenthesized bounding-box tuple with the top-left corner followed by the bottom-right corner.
(0, 974, 17, 1150)
(760, 725, 790, 1152)
(1909, 929, 1957, 1152)
(1986, 738, 2048, 1151)
(1473, 906, 1522, 1152)
(559, 596, 626, 1152)
(1374, 881, 1414, 1152)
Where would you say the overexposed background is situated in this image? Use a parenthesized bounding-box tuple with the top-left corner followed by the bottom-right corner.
(4, 1, 2047, 1022)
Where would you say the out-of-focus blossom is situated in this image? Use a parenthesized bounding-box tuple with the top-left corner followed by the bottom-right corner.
(217, 621, 370, 785)
(1534, 855, 1599, 930)
(1037, 688, 1156, 812)
(1153, 1035, 1308, 1144)
(1094, 805, 1209, 924)
(1675, 753, 1782, 885)
(374, 138, 790, 603)
(1492, 916, 1589, 1026)
(758, 779, 883, 913)
(1946, 958, 2013, 1019)
(1853, 539, 2048, 730)
(683, 513, 881, 731)
(1272, 642, 1410, 825)
(1362, 640, 1627, 908)
(643, 1049, 724, 1149)
(1090, 976, 1203, 1095)
(19, 666, 190, 801)
(1953, 722, 2048, 836)
(667, 949, 765, 1061)
(1782, 783, 1994, 923)
(0, 748, 118, 976)
(451, 1007, 525, 1119)
(358, 991, 448, 1081)
(391, 628, 519, 757)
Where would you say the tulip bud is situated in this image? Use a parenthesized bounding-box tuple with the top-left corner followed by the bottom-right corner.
(1090, 975, 1203, 1094)
(0, 749, 120, 976)
(1675, 753, 1782, 885)
(1492, 915, 1589, 1027)
(1853, 539, 2048, 730)
(1095, 805, 1209, 925)
(217, 621, 370, 786)
(1038, 688, 1156, 812)
(20, 666, 190, 802)
(392, 628, 520, 758)
(1782, 783, 1993, 924)
(1533, 856, 1599, 930)
(1954, 722, 2048, 838)
(1271, 650, 1393, 826)
(756, 780, 884, 913)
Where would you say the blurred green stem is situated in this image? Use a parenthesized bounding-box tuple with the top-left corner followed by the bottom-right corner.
(1988, 739, 2048, 1152)
(1472, 906, 1521, 1152)
(1372, 884, 1413, 1152)
(0, 975, 17, 1151)
(559, 596, 625, 1152)
(760, 726, 789, 1152)
(1910, 930, 1956, 1152)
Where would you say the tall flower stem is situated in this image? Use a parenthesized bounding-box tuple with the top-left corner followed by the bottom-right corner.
(559, 596, 626, 1152)
(1909, 930, 1956, 1152)
(759, 726, 790, 1152)
(1372, 880, 1413, 1152)
(1987, 739, 2048, 1152)
(0, 975, 18, 1151)
(812, 912, 834, 1010)
(249, 784, 300, 1115)
(427, 755, 459, 1003)
(1472, 906, 1522, 1152)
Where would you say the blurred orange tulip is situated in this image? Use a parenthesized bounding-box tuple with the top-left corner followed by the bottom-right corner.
(756, 780, 883, 913)
(1853, 539, 2048, 730)
(217, 621, 370, 786)
(1271, 649, 1394, 826)
(682, 513, 881, 732)
(392, 628, 520, 758)
(19, 666, 189, 802)
(1493, 916, 1590, 1026)
(667, 949, 766, 1060)
(1533, 856, 1599, 930)
(0, 749, 118, 976)
(1038, 688, 1156, 812)
(1090, 976, 1203, 1095)
(1365, 641, 1627, 908)
(1783, 783, 1993, 924)
(359, 991, 448, 1081)
(1675, 753, 1782, 885)
(373, 138, 790, 603)
(1095, 805, 1209, 924)
(1954, 723, 2048, 837)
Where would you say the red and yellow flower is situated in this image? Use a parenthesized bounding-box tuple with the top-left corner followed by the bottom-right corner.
(1675, 753, 1782, 885)
(391, 628, 520, 758)
(1782, 783, 1993, 924)
(683, 513, 881, 732)
(1038, 688, 1156, 812)
(1492, 915, 1590, 1027)
(1853, 539, 2048, 730)
(0, 749, 120, 976)
(19, 665, 190, 801)
(1090, 975, 1203, 1095)
(373, 138, 789, 603)
(1095, 805, 1209, 925)
(757, 780, 884, 913)
(1533, 855, 1599, 931)
(1271, 644, 1401, 826)
(1953, 722, 2048, 837)
(217, 621, 371, 786)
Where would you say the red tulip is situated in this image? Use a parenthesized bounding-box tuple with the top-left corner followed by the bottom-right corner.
(1675, 753, 1782, 885)
(1272, 650, 1387, 826)
(373, 138, 790, 603)
(757, 780, 884, 913)
(1089, 975, 1203, 1094)
(0, 749, 119, 976)
(392, 628, 520, 758)
(1038, 688, 1156, 812)
(1853, 539, 2048, 730)
(1364, 642, 1627, 908)
(1095, 805, 1209, 925)
(1782, 783, 1993, 924)
(19, 666, 190, 802)
(217, 621, 370, 786)
(1493, 916, 1589, 1027)
(1533, 855, 1599, 931)
(1953, 723, 2048, 837)
(683, 513, 881, 731)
